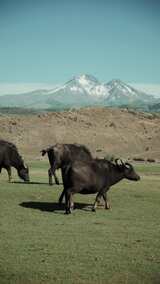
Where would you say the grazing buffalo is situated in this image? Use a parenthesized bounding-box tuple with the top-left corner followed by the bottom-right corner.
(41, 143, 93, 185)
(0, 140, 29, 182)
(61, 158, 140, 214)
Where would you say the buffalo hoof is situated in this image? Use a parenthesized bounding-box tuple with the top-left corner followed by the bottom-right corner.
(65, 211, 71, 215)
(71, 203, 74, 211)
(105, 203, 111, 210)
(105, 206, 111, 210)
(55, 180, 60, 185)
(65, 208, 72, 214)
(92, 207, 96, 212)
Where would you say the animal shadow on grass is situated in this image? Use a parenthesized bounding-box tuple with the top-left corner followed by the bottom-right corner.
(19, 201, 93, 214)
(13, 181, 63, 185)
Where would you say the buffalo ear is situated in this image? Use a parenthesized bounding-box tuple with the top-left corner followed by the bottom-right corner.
(41, 149, 46, 156)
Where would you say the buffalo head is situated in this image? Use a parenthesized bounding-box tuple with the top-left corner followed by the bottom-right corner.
(18, 165, 30, 182)
(115, 159, 140, 181)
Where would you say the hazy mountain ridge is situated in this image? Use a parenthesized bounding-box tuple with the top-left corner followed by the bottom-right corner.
(0, 74, 158, 111)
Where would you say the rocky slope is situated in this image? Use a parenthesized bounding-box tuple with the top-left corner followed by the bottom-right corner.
(0, 107, 160, 161)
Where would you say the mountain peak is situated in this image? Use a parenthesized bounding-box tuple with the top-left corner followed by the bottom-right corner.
(107, 79, 137, 94)
(75, 74, 99, 84)
(64, 74, 99, 88)
(107, 79, 125, 87)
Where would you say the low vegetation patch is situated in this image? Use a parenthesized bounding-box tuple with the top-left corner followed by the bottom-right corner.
(133, 157, 145, 162)
(147, 158, 156, 163)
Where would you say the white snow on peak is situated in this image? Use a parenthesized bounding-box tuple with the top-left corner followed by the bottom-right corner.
(45, 75, 148, 102)
(107, 79, 138, 97)
(77, 75, 96, 91)
(74, 74, 110, 98)
(122, 85, 133, 93)
(78, 74, 90, 85)
(70, 86, 83, 93)
(90, 85, 110, 98)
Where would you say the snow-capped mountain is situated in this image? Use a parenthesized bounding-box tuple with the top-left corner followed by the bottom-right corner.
(0, 74, 157, 110)
(49, 74, 110, 102)
(47, 75, 154, 107)
(74, 74, 109, 98)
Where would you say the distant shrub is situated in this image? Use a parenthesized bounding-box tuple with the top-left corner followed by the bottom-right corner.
(96, 149, 102, 152)
(109, 122, 116, 128)
(147, 158, 155, 163)
(133, 157, 145, 162)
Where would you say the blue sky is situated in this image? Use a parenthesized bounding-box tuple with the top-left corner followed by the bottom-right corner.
(0, 0, 160, 90)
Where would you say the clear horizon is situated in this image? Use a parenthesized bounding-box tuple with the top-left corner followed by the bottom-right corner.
(0, 0, 160, 87)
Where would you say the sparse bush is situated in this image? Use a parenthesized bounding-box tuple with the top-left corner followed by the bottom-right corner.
(109, 122, 116, 128)
(133, 157, 145, 162)
(96, 149, 102, 152)
(147, 158, 155, 163)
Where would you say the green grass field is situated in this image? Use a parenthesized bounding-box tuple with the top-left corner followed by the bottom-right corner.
(0, 161, 160, 284)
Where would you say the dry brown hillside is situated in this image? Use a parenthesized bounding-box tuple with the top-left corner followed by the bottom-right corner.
(0, 107, 160, 161)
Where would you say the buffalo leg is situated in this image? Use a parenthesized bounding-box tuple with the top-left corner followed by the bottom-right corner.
(102, 192, 111, 209)
(59, 166, 71, 204)
(97, 196, 104, 207)
(59, 189, 74, 210)
(48, 168, 53, 185)
(6, 166, 12, 182)
(48, 168, 60, 185)
(65, 189, 74, 214)
(65, 190, 72, 214)
(54, 173, 60, 185)
(92, 192, 102, 212)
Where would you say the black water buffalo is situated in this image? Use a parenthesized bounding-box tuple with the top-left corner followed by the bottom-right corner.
(41, 143, 93, 185)
(61, 158, 140, 214)
(0, 140, 29, 182)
